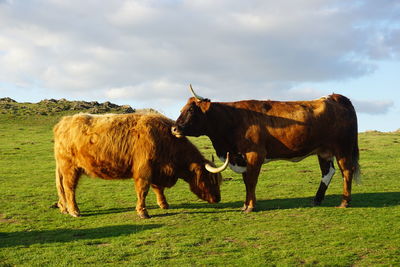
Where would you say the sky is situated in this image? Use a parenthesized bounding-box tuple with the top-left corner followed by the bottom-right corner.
(0, 0, 399, 132)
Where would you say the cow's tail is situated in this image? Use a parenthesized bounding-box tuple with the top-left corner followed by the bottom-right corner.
(352, 138, 361, 185)
(329, 94, 361, 184)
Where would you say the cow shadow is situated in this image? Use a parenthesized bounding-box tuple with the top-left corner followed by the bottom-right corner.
(170, 192, 400, 212)
(74, 192, 400, 217)
(83, 207, 134, 217)
(0, 224, 162, 248)
(252, 192, 400, 211)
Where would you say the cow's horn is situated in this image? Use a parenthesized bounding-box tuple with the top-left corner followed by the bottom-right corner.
(205, 152, 230, 173)
(189, 84, 205, 101)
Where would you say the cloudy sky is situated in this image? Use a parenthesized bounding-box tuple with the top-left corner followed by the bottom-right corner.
(0, 0, 399, 131)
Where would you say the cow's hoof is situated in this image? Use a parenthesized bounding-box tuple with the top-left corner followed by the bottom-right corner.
(70, 211, 81, 217)
(336, 202, 350, 208)
(243, 207, 254, 213)
(159, 203, 169, 209)
(59, 208, 68, 214)
(241, 204, 248, 211)
(138, 212, 151, 219)
(50, 203, 59, 209)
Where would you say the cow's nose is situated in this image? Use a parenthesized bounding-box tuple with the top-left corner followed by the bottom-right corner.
(171, 126, 182, 137)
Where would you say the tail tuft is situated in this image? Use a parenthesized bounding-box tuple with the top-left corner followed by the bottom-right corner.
(353, 135, 361, 185)
(353, 161, 361, 185)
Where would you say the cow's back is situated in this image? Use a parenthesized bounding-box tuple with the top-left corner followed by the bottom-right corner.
(228, 95, 357, 158)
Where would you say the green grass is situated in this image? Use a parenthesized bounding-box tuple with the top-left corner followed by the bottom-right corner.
(1, 113, 400, 266)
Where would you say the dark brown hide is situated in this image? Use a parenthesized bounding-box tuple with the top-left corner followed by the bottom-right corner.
(173, 94, 360, 212)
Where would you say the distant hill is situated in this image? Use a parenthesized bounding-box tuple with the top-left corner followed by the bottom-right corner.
(0, 97, 158, 116)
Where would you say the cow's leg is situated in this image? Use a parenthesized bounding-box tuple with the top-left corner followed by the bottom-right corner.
(61, 167, 82, 217)
(336, 155, 354, 208)
(54, 163, 68, 214)
(241, 152, 263, 213)
(134, 173, 150, 219)
(313, 156, 335, 206)
(151, 184, 169, 209)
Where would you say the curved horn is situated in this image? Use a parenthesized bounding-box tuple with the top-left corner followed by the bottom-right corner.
(205, 152, 230, 173)
(189, 84, 205, 101)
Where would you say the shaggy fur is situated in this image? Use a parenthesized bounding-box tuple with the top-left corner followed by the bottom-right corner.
(54, 113, 221, 218)
(173, 94, 360, 212)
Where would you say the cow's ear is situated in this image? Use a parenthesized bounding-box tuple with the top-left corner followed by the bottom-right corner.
(199, 101, 211, 113)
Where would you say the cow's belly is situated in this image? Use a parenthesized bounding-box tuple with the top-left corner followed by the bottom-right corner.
(82, 160, 133, 180)
(229, 163, 247, 174)
(222, 151, 321, 174)
(264, 152, 315, 163)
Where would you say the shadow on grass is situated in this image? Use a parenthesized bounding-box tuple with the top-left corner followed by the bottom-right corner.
(83, 207, 134, 217)
(170, 192, 400, 211)
(82, 207, 182, 218)
(82, 208, 182, 218)
(71, 192, 400, 217)
(0, 224, 162, 248)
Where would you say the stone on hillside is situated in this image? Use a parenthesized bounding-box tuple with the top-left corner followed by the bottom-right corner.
(135, 108, 159, 114)
(39, 99, 59, 105)
(71, 102, 91, 110)
(121, 105, 135, 113)
(0, 97, 17, 103)
(103, 101, 119, 109)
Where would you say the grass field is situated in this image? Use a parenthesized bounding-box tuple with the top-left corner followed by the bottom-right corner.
(1, 113, 399, 266)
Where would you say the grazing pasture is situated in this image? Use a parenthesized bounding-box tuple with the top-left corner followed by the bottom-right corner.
(0, 113, 399, 266)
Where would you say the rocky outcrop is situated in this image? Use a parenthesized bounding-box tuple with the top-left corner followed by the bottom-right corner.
(0, 98, 144, 115)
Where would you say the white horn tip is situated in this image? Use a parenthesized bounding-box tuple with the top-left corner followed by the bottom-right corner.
(205, 152, 229, 173)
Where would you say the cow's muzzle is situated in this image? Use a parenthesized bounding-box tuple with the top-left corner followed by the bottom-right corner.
(171, 126, 184, 138)
(209, 194, 221, 203)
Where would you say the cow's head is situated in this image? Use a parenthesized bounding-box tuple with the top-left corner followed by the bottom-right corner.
(171, 85, 211, 138)
(188, 153, 229, 203)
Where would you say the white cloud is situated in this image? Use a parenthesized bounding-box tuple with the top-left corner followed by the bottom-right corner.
(107, 1, 160, 26)
(353, 99, 394, 115)
(105, 79, 184, 101)
(106, 87, 131, 99)
(0, 0, 399, 113)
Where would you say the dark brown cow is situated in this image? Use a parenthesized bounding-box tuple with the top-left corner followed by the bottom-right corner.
(172, 86, 360, 212)
(53, 113, 228, 218)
